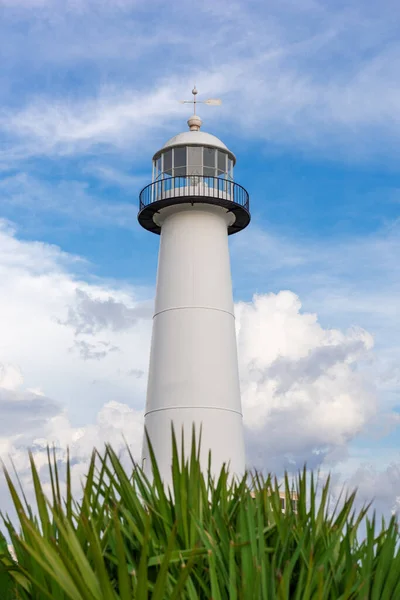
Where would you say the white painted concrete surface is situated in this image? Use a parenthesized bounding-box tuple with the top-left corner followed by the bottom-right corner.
(141, 203, 245, 482)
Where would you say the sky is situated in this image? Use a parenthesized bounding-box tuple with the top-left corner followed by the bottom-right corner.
(0, 0, 400, 516)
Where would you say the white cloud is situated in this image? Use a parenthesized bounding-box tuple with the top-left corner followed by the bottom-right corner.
(0, 0, 49, 6)
(334, 461, 400, 517)
(0, 364, 23, 391)
(59, 289, 153, 335)
(0, 222, 149, 510)
(0, 85, 184, 159)
(0, 397, 144, 517)
(0, 174, 139, 230)
(232, 222, 400, 420)
(236, 292, 378, 472)
(0, 387, 60, 438)
(0, 0, 142, 11)
(0, 0, 400, 519)
(0, 363, 60, 440)
(0, 219, 82, 273)
(1, 1, 400, 163)
(0, 219, 151, 424)
(82, 164, 148, 190)
(0, 212, 396, 514)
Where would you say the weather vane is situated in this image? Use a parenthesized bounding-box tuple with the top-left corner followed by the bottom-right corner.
(179, 86, 222, 115)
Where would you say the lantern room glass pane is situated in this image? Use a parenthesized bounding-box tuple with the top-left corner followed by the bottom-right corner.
(228, 158, 233, 179)
(187, 147, 202, 175)
(174, 146, 186, 177)
(163, 149, 172, 174)
(155, 157, 161, 179)
(217, 150, 227, 174)
(203, 147, 215, 177)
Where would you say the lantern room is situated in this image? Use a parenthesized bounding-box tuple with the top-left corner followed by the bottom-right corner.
(138, 114, 250, 236)
(152, 133, 235, 181)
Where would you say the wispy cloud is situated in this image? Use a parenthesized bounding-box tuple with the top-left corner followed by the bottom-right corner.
(0, 218, 83, 273)
(0, 0, 144, 12)
(1, 1, 400, 162)
(232, 221, 400, 318)
(83, 164, 148, 189)
(0, 173, 138, 230)
(0, 85, 183, 158)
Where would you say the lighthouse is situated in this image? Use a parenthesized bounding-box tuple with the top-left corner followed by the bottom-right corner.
(138, 88, 250, 481)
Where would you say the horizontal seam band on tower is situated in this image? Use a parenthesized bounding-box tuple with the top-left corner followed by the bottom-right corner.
(144, 406, 243, 418)
(153, 306, 235, 319)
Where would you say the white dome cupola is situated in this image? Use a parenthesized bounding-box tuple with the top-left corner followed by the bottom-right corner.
(152, 120, 236, 181)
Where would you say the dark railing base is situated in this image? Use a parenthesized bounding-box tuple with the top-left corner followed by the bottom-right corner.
(138, 176, 250, 235)
(138, 196, 250, 235)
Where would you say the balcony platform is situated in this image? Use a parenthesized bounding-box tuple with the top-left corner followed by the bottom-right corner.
(138, 176, 250, 235)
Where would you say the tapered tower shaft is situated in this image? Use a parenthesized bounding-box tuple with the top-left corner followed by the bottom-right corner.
(138, 103, 250, 481)
(142, 203, 245, 477)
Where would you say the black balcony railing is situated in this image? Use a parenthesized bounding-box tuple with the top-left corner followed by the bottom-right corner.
(139, 175, 249, 212)
(138, 175, 250, 235)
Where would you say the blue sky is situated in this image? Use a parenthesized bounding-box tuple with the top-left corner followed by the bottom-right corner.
(0, 0, 400, 514)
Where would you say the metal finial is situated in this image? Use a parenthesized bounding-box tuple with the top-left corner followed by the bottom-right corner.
(179, 87, 222, 130)
(192, 85, 198, 114)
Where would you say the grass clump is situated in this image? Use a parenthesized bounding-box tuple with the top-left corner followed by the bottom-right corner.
(0, 431, 400, 599)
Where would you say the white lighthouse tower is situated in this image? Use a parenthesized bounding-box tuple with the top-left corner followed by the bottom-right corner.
(139, 88, 250, 481)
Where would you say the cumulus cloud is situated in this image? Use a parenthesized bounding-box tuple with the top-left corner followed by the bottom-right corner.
(344, 463, 400, 517)
(60, 289, 152, 335)
(0, 398, 144, 517)
(0, 218, 82, 273)
(0, 363, 23, 390)
(0, 364, 61, 437)
(71, 340, 120, 361)
(236, 292, 377, 472)
(0, 220, 150, 423)
(0, 220, 150, 513)
(0, 362, 144, 514)
(0, 388, 60, 437)
(232, 222, 400, 425)
(1, 0, 399, 520)
(0, 221, 397, 516)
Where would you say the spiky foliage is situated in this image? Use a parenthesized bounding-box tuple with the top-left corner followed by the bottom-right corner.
(1, 432, 400, 599)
